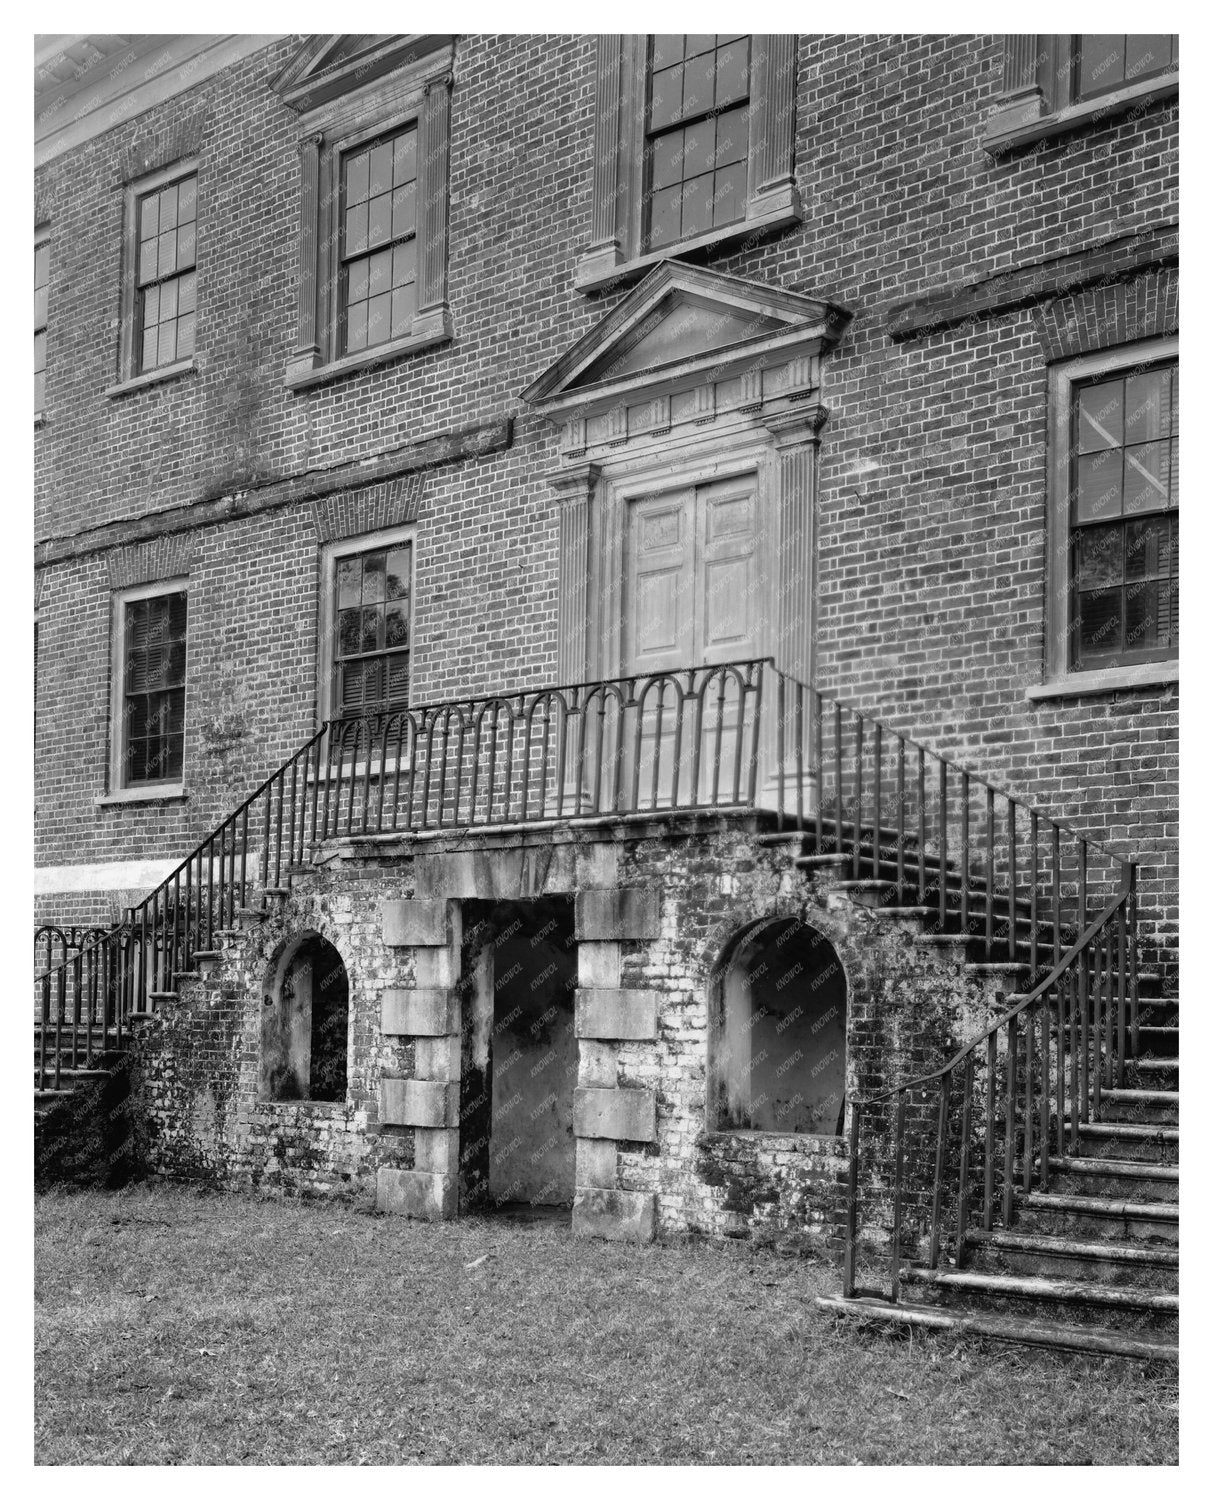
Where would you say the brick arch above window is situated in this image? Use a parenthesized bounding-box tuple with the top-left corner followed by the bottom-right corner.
(106, 533, 198, 591)
(1033, 266, 1178, 365)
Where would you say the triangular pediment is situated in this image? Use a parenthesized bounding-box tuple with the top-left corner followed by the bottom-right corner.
(521, 262, 851, 413)
(271, 34, 453, 112)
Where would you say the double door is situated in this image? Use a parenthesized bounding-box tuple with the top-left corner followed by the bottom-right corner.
(621, 475, 761, 807)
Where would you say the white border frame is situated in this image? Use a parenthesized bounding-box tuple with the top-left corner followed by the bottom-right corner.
(317, 522, 418, 727)
(105, 576, 190, 799)
(1042, 334, 1178, 696)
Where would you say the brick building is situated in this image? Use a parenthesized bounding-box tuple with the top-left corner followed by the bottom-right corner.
(34, 33, 1178, 1308)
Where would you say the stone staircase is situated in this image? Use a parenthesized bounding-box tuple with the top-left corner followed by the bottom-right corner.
(818, 976, 1178, 1363)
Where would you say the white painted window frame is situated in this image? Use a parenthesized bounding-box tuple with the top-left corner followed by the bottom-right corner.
(104, 576, 190, 802)
(108, 157, 200, 397)
(317, 520, 417, 727)
(1036, 335, 1178, 700)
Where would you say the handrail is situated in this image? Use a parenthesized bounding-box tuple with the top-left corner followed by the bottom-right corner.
(857, 884, 1133, 1109)
(841, 865, 1139, 1300)
(771, 669, 1130, 868)
(35, 659, 770, 1082)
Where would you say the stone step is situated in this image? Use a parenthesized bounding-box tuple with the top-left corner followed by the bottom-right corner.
(1045, 1156, 1178, 1201)
(962, 1227, 1178, 1289)
(1073, 1121, 1179, 1162)
(1133, 1024, 1179, 1058)
(1014, 1190, 1178, 1243)
(898, 1266, 1178, 1335)
(1099, 1087, 1178, 1125)
(1128, 1058, 1178, 1089)
(814, 1294, 1177, 1363)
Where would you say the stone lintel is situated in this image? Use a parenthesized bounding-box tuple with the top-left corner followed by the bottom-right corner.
(381, 987, 459, 1036)
(574, 887, 661, 940)
(572, 1186, 657, 1243)
(382, 898, 454, 947)
(575, 988, 658, 1040)
(574, 1085, 656, 1143)
(380, 1078, 459, 1128)
(376, 1167, 457, 1220)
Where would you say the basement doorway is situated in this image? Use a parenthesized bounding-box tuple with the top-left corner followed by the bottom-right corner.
(459, 897, 577, 1218)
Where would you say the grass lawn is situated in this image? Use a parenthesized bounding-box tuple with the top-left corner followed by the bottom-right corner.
(35, 1182, 1177, 1465)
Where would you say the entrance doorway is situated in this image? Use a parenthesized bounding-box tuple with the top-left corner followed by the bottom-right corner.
(624, 474, 762, 804)
(458, 898, 577, 1214)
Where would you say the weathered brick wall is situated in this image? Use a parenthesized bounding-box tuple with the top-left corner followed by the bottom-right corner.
(35, 34, 1179, 974)
(117, 819, 1017, 1248)
(130, 861, 418, 1196)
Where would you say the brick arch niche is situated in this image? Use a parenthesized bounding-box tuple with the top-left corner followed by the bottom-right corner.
(260, 930, 350, 1103)
(711, 915, 847, 1136)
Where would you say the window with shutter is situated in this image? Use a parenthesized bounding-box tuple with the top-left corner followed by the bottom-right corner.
(320, 530, 414, 722)
(123, 591, 188, 782)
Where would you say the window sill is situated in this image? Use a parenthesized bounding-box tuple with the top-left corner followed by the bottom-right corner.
(284, 318, 453, 392)
(104, 359, 198, 399)
(982, 73, 1178, 156)
(573, 201, 803, 295)
(260, 1098, 348, 1113)
(34, 410, 45, 429)
(94, 784, 188, 807)
(1027, 661, 1178, 701)
(701, 1129, 844, 1149)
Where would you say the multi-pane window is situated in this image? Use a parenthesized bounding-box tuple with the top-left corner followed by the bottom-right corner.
(645, 35, 750, 252)
(123, 592, 188, 783)
(34, 235, 49, 413)
(340, 127, 418, 355)
(136, 173, 197, 373)
(1070, 361, 1178, 670)
(333, 543, 412, 716)
(1072, 34, 1178, 102)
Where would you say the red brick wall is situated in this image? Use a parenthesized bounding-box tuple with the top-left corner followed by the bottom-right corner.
(35, 34, 1179, 969)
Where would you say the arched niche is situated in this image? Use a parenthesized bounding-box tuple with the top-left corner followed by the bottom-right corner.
(261, 931, 350, 1103)
(712, 916, 847, 1135)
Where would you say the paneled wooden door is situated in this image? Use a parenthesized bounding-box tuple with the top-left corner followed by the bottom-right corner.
(623, 474, 761, 807)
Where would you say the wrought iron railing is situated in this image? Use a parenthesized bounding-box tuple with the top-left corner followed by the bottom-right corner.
(839, 872, 1138, 1302)
(771, 672, 1133, 971)
(35, 662, 766, 1086)
(35, 660, 1141, 1097)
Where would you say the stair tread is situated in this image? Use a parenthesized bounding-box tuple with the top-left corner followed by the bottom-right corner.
(1102, 1088, 1179, 1105)
(1076, 1122, 1179, 1141)
(1018, 1190, 1178, 1220)
(1048, 1156, 1178, 1179)
(903, 1265, 1178, 1310)
(965, 1228, 1178, 1266)
(815, 1295, 1178, 1362)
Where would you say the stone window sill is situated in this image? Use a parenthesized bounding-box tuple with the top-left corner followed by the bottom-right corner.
(260, 1098, 348, 1113)
(701, 1129, 844, 1149)
(1027, 661, 1178, 702)
(94, 783, 188, 807)
(982, 74, 1178, 155)
(104, 358, 198, 399)
(284, 322, 452, 392)
(573, 204, 802, 294)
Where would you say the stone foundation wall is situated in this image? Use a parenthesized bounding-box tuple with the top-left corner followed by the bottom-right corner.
(121, 816, 1027, 1248)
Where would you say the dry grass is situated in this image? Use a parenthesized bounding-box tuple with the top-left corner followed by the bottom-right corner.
(35, 1182, 1177, 1465)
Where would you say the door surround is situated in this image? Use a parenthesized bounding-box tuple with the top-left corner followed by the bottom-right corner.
(521, 261, 849, 693)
